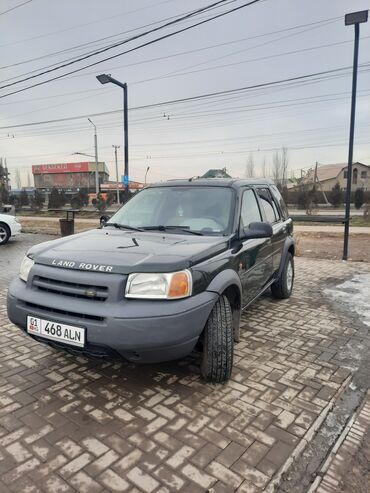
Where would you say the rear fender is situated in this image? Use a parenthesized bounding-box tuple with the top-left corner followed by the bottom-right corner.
(277, 237, 295, 279)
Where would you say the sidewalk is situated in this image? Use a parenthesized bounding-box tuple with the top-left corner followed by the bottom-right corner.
(294, 225, 370, 234)
(313, 391, 370, 493)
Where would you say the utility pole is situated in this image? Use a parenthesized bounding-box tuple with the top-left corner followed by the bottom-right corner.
(88, 118, 99, 196)
(343, 10, 368, 260)
(313, 161, 318, 193)
(112, 145, 121, 205)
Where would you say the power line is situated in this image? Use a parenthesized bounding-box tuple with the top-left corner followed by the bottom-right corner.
(0, 0, 234, 72)
(1, 62, 369, 129)
(2, 33, 359, 120)
(132, 34, 366, 86)
(0, 10, 338, 77)
(0, 0, 234, 89)
(0, 0, 32, 16)
(159, 18, 340, 80)
(47, 14, 343, 85)
(0, 0, 177, 48)
(0, 0, 264, 98)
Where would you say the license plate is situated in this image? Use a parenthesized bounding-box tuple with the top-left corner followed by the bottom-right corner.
(27, 316, 85, 348)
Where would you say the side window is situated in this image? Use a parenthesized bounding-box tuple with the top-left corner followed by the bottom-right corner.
(240, 189, 262, 228)
(257, 189, 279, 223)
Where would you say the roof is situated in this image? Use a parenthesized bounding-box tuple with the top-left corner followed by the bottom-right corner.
(201, 169, 232, 178)
(148, 178, 274, 189)
(306, 162, 370, 182)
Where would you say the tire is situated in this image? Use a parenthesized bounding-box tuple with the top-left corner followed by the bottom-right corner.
(0, 223, 10, 245)
(200, 295, 234, 383)
(271, 252, 294, 299)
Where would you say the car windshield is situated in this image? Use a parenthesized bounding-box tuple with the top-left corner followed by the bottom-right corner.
(108, 186, 234, 235)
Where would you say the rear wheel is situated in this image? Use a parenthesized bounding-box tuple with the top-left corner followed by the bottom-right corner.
(271, 252, 294, 299)
(0, 223, 10, 245)
(200, 295, 234, 383)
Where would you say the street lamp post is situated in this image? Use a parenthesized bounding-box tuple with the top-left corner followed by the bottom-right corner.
(112, 145, 121, 205)
(96, 74, 129, 194)
(343, 10, 368, 260)
(72, 151, 96, 195)
(87, 118, 99, 196)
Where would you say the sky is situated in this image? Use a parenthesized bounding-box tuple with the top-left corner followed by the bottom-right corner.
(0, 0, 369, 186)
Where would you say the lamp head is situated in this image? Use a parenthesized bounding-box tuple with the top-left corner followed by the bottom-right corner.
(96, 74, 112, 84)
(345, 10, 368, 25)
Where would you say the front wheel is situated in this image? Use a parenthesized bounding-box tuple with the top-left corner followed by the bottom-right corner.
(0, 223, 10, 245)
(200, 295, 234, 383)
(271, 252, 294, 299)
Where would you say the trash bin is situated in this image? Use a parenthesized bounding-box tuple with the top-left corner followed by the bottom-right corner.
(59, 219, 74, 236)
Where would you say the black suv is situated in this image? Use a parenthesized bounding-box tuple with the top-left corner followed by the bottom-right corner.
(8, 179, 294, 383)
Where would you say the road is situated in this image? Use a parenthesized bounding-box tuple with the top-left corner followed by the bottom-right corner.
(14, 216, 370, 235)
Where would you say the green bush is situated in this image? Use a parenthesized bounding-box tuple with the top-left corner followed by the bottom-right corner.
(354, 188, 365, 209)
(20, 189, 29, 207)
(329, 182, 343, 208)
(30, 190, 44, 211)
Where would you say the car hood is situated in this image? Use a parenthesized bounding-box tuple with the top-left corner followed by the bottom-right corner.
(28, 228, 229, 274)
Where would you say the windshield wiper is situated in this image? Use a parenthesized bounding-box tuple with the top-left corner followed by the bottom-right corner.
(104, 222, 143, 232)
(142, 225, 203, 236)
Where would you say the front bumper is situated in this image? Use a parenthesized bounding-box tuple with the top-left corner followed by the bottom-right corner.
(10, 221, 22, 236)
(7, 270, 218, 363)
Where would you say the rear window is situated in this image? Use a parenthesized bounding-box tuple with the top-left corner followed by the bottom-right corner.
(270, 185, 289, 220)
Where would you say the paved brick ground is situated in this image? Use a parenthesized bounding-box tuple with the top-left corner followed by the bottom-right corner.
(0, 234, 369, 492)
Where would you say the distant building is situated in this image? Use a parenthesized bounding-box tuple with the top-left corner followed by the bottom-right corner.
(32, 162, 109, 193)
(291, 162, 370, 192)
(202, 168, 232, 178)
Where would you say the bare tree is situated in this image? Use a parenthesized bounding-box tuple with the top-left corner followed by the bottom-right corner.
(245, 153, 255, 178)
(272, 150, 281, 185)
(15, 168, 22, 189)
(281, 145, 289, 187)
(272, 146, 289, 188)
(261, 156, 268, 178)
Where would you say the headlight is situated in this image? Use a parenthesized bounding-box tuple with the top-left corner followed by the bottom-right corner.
(125, 270, 192, 299)
(19, 256, 34, 282)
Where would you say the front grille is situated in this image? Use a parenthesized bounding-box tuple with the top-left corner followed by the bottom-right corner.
(33, 276, 108, 302)
(24, 301, 104, 322)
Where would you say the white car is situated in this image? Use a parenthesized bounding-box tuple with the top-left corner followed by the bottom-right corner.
(0, 213, 22, 245)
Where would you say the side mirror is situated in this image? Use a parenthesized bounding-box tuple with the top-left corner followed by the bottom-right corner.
(100, 215, 110, 226)
(242, 222, 273, 240)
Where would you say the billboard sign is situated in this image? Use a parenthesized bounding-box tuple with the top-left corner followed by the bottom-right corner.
(32, 162, 90, 174)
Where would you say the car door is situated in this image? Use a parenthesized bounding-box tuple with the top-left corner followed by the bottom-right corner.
(237, 188, 273, 307)
(256, 187, 285, 274)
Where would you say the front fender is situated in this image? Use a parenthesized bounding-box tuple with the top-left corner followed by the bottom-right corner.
(206, 268, 242, 297)
(205, 269, 242, 342)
